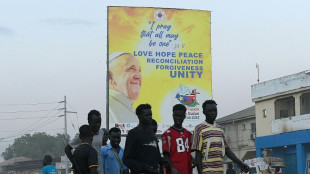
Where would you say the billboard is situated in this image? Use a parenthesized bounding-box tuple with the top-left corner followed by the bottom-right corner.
(107, 6, 212, 134)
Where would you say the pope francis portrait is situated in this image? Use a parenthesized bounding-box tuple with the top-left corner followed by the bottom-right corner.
(108, 52, 142, 123)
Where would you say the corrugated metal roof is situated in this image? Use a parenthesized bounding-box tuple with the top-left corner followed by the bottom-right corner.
(216, 106, 255, 124)
(0, 157, 32, 167)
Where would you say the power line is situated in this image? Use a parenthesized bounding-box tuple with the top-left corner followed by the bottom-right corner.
(0, 103, 62, 140)
(66, 102, 76, 111)
(22, 110, 63, 134)
(0, 128, 64, 142)
(0, 116, 62, 140)
(0, 115, 59, 120)
(0, 128, 63, 133)
(16, 104, 62, 133)
(0, 140, 13, 143)
(71, 122, 77, 132)
(0, 130, 23, 132)
(67, 101, 80, 129)
(0, 109, 59, 114)
(0, 102, 60, 107)
(68, 111, 79, 132)
(31, 117, 62, 131)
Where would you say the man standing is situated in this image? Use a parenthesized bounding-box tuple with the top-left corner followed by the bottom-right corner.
(72, 125, 98, 174)
(226, 163, 236, 174)
(109, 52, 142, 123)
(41, 155, 58, 174)
(151, 119, 158, 135)
(162, 104, 194, 174)
(64, 110, 107, 174)
(192, 100, 249, 174)
(101, 127, 129, 174)
(123, 104, 162, 174)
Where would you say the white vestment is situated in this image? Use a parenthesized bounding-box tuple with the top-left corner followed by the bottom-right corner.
(109, 89, 139, 123)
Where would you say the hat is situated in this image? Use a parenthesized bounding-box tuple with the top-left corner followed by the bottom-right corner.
(109, 52, 130, 62)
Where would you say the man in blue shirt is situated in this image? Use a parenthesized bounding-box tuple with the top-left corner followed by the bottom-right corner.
(101, 127, 129, 174)
(41, 155, 58, 174)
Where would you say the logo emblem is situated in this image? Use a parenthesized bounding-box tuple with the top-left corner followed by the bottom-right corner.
(154, 9, 166, 21)
(115, 124, 125, 128)
(175, 84, 200, 107)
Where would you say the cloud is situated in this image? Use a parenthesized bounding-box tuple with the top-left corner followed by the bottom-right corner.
(40, 18, 97, 26)
(0, 26, 14, 35)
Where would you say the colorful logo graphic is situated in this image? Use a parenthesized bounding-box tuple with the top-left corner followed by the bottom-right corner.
(115, 124, 125, 128)
(175, 84, 200, 107)
(154, 9, 166, 21)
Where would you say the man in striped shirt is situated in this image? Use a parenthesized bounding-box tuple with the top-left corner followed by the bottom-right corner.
(192, 100, 249, 174)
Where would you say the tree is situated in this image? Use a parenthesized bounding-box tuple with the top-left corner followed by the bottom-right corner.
(2, 132, 69, 160)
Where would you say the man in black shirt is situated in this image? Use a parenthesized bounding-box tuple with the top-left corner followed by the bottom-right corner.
(72, 125, 98, 174)
(123, 104, 163, 174)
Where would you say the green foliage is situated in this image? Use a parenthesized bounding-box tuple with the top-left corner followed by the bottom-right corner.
(1, 132, 69, 160)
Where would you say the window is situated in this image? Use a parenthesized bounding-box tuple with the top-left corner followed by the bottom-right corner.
(251, 123, 256, 133)
(263, 109, 267, 118)
(275, 96, 295, 119)
(280, 110, 288, 118)
(301, 92, 310, 115)
(242, 124, 246, 131)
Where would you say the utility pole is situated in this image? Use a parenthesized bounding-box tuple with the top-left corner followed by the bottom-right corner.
(64, 96, 68, 174)
(64, 96, 67, 144)
(60, 96, 77, 174)
(256, 63, 260, 83)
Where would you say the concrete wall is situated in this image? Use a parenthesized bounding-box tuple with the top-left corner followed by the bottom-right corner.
(219, 118, 256, 159)
(251, 70, 310, 101)
(272, 113, 310, 134)
(252, 70, 310, 137)
(255, 91, 310, 137)
(255, 99, 275, 137)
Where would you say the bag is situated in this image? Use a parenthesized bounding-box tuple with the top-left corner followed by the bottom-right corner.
(110, 148, 124, 174)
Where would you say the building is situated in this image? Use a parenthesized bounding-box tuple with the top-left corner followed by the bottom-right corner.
(216, 106, 256, 172)
(0, 156, 64, 174)
(251, 70, 310, 174)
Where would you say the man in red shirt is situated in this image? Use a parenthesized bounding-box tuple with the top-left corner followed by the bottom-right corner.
(162, 104, 195, 174)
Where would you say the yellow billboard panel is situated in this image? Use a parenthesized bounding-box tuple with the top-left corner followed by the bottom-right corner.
(108, 7, 212, 134)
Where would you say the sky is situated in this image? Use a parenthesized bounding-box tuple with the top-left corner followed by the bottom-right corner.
(0, 0, 310, 161)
